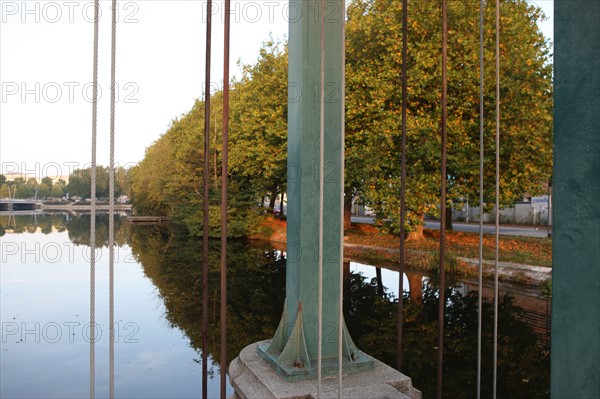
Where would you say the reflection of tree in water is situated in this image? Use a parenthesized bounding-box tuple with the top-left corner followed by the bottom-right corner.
(127, 224, 286, 376)
(128, 224, 549, 398)
(0, 213, 129, 248)
(346, 272, 550, 398)
(0, 213, 68, 234)
(65, 214, 129, 248)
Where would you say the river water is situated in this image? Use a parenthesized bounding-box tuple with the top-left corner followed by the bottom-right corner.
(0, 213, 550, 398)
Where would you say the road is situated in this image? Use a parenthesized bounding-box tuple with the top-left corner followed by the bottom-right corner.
(350, 216, 550, 238)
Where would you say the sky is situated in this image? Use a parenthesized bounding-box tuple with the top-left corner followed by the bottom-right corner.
(0, 0, 553, 179)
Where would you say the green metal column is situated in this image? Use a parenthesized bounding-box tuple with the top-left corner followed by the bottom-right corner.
(257, 0, 372, 381)
(551, 1, 600, 397)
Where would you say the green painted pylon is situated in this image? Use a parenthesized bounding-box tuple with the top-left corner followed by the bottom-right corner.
(256, 0, 373, 381)
(551, 1, 600, 397)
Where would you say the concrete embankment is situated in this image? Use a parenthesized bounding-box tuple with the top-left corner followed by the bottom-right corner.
(40, 203, 132, 211)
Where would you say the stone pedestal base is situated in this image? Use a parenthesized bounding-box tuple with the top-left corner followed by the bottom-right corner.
(229, 341, 422, 399)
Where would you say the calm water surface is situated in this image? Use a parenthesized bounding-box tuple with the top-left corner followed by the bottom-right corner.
(0, 213, 550, 398)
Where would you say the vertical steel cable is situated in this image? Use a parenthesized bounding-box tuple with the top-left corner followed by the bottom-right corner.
(108, 0, 117, 397)
(493, 0, 500, 397)
(89, 1, 99, 397)
(477, 0, 485, 397)
(317, 0, 325, 396)
(220, 0, 230, 397)
(202, 1, 212, 398)
(338, 1, 346, 396)
(397, 0, 408, 372)
(436, 0, 448, 398)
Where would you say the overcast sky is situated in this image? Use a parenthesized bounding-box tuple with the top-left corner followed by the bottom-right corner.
(0, 0, 553, 178)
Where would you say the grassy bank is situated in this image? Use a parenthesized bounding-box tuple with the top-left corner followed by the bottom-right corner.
(252, 217, 553, 289)
(346, 223, 552, 267)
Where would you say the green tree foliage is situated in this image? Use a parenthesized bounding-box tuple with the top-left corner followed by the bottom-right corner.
(132, 0, 552, 236)
(130, 41, 289, 236)
(130, 93, 262, 238)
(37, 183, 51, 198)
(15, 184, 33, 199)
(0, 184, 10, 198)
(0, 174, 6, 186)
(26, 177, 38, 189)
(346, 0, 553, 233)
(229, 40, 288, 211)
(51, 184, 64, 198)
(116, 167, 131, 198)
(0, 176, 66, 200)
(41, 177, 53, 189)
(66, 166, 126, 199)
(129, 138, 172, 215)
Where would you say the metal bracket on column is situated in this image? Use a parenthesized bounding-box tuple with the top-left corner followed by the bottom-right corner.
(257, 300, 373, 381)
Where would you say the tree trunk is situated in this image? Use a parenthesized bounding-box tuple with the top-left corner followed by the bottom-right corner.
(279, 192, 285, 215)
(268, 192, 277, 213)
(262, 195, 268, 209)
(406, 213, 425, 241)
(343, 195, 352, 232)
(267, 184, 279, 213)
(375, 267, 384, 297)
(445, 203, 454, 231)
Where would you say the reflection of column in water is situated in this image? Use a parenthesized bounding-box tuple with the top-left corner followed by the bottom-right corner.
(88, 0, 100, 395)
(109, 210, 115, 399)
(108, 0, 117, 395)
(90, 209, 96, 399)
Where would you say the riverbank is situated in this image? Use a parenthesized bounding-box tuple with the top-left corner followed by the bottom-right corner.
(251, 217, 552, 291)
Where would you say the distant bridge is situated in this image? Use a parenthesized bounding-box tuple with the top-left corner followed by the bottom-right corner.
(0, 200, 132, 212)
(0, 199, 42, 212)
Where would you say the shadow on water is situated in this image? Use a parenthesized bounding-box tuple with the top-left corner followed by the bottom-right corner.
(1, 213, 550, 398)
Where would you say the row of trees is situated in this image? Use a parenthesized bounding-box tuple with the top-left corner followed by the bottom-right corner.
(0, 175, 67, 199)
(130, 0, 553, 237)
(66, 166, 131, 200)
(0, 166, 131, 200)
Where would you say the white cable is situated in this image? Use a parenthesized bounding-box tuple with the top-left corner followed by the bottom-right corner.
(338, 1, 346, 397)
(108, 0, 117, 397)
(89, 0, 99, 396)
